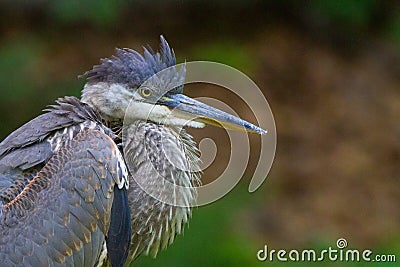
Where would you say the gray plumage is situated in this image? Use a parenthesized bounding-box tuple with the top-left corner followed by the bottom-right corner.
(0, 97, 129, 266)
(123, 121, 201, 262)
(82, 36, 264, 266)
(0, 35, 266, 267)
(89, 36, 201, 266)
(0, 97, 107, 172)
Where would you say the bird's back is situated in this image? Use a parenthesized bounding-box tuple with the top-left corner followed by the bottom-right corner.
(0, 97, 130, 267)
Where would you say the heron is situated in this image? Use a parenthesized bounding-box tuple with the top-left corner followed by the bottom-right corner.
(0, 36, 266, 267)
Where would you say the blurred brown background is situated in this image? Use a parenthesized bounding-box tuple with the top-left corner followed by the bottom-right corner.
(0, 1, 399, 266)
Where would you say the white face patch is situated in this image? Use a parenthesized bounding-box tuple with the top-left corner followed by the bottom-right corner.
(166, 119, 205, 128)
(126, 101, 206, 128)
(126, 101, 169, 121)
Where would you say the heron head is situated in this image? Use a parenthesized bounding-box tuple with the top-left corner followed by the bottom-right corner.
(81, 36, 266, 134)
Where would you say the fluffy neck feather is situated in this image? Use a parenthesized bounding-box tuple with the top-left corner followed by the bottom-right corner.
(123, 121, 201, 262)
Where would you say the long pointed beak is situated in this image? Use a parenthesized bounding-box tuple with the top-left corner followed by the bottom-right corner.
(158, 94, 267, 134)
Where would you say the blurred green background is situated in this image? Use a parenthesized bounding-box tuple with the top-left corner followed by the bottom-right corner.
(0, 1, 399, 266)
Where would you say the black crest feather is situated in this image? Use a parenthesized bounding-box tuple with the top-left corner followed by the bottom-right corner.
(81, 35, 177, 88)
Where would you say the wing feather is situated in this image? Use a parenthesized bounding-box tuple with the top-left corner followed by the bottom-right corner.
(0, 127, 129, 267)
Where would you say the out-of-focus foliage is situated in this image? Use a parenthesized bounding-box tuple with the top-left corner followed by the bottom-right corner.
(0, 39, 43, 101)
(388, 15, 400, 44)
(308, 0, 378, 29)
(47, 0, 124, 27)
(191, 41, 255, 73)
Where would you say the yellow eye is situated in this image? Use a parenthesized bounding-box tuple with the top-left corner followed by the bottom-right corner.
(141, 88, 152, 97)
